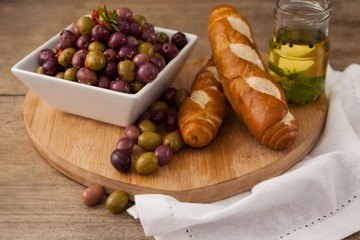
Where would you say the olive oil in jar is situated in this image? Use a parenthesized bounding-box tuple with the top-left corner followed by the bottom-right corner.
(269, 0, 332, 105)
(268, 28, 330, 105)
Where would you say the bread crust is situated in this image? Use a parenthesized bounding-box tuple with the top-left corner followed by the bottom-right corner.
(208, 4, 299, 150)
(178, 58, 227, 148)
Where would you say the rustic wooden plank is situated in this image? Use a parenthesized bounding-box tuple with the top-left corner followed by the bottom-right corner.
(0, 95, 150, 239)
(2, 0, 360, 239)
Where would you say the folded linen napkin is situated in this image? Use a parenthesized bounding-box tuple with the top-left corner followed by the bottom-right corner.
(127, 64, 360, 240)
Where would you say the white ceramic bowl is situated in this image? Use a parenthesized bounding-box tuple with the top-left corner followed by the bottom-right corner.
(12, 24, 198, 127)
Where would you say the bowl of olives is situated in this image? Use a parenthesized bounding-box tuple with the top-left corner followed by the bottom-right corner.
(12, 6, 198, 126)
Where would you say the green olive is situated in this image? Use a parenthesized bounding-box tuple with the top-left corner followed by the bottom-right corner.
(163, 131, 183, 152)
(58, 47, 76, 68)
(55, 71, 64, 79)
(85, 50, 106, 71)
(118, 60, 136, 82)
(149, 101, 169, 112)
(138, 119, 157, 133)
(137, 42, 154, 57)
(156, 32, 169, 44)
(88, 41, 106, 52)
(134, 15, 147, 27)
(135, 152, 158, 175)
(77, 16, 95, 36)
(36, 66, 44, 74)
(138, 132, 162, 151)
(64, 67, 78, 81)
(174, 88, 190, 109)
(131, 80, 145, 93)
(105, 190, 128, 214)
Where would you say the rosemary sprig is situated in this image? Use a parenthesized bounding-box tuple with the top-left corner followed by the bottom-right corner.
(98, 5, 119, 32)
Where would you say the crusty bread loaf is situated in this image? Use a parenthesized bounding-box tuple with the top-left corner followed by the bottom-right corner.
(208, 4, 299, 150)
(178, 58, 227, 148)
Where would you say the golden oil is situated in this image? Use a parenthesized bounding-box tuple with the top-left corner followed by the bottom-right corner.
(268, 29, 330, 105)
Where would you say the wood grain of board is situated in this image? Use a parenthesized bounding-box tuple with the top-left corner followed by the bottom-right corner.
(23, 58, 328, 203)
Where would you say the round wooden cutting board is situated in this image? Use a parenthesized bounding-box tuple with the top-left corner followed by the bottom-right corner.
(23, 57, 328, 203)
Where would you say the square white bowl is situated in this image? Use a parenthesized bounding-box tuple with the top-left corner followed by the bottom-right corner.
(12, 24, 198, 127)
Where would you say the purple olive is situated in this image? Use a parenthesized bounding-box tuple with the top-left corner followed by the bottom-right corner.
(116, 7, 133, 23)
(117, 44, 136, 61)
(97, 75, 111, 89)
(110, 80, 131, 93)
(132, 53, 150, 67)
(150, 109, 166, 126)
(143, 22, 155, 32)
(55, 30, 77, 51)
(129, 22, 143, 38)
(165, 112, 179, 131)
(102, 61, 118, 78)
(103, 48, 118, 62)
(141, 30, 157, 43)
(71, 21, 81, 37)
(137, 111, 152, 123)
(60, 30, 75, 39)
(91, 23, 109, 43)
(76, 67, 98, 85)
(110, 149, 131, 173)
(117, 20, 130, 35)
(126, 36, 140, 47)
(38, 48, 55, 65)
(136, 62, 158, 83)
(71, 49, 88, 68)
(152, 43, 162, 52)
(150, 57, 165, 72)
(154, 144, 173, 166)
(108, 32, 127, 50)
(42, 58, 61, 76)
(76, 35, 91, 49)
(161, 87, 177, 106)
(160, 42, 179, 62)
(171, 31, 188, 50)
(116, 137, 134, 155)
(124, 125, 141, 143)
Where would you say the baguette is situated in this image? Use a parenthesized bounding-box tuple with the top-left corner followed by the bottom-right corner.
(178, 58, 227, 148)
(208, 4, 299, 150)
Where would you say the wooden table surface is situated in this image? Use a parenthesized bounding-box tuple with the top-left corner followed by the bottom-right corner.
(1, 0, 360, 239)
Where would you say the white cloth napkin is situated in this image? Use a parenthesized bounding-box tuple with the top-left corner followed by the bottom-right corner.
(127, 64, 360, 240)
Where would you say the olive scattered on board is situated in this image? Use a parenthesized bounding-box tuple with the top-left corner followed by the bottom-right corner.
(110, 87, 190, 175)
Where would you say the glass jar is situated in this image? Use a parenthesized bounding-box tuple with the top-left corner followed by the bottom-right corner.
(268, 0, 332, 105)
